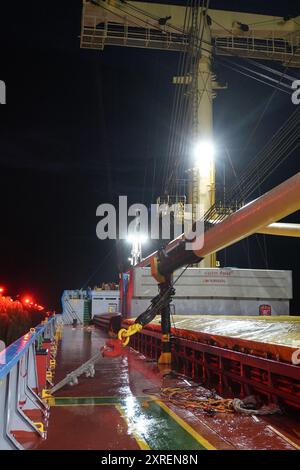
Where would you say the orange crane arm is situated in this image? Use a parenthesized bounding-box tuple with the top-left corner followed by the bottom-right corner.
(140, 173, 300, 273)
(192, 172, 300, 259)
(103, 172, 300, 359)
(146, 172, 300, 281)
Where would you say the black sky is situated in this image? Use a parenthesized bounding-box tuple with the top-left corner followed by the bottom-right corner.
(0, 1, 300, 311)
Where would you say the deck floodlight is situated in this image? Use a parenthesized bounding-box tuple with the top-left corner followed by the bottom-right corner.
(193, 139, 215, 175)
(127, 233, 148, 244)
(127, 233, 148, 266)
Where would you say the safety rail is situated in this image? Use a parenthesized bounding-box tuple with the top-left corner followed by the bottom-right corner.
(81, 19, 300, 67)
(214, 33, 300, 67)
(0, 317, 58, 450)
(81, 22, 188, 51)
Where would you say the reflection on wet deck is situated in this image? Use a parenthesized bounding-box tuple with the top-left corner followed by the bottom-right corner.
(34, 325, 300, 450)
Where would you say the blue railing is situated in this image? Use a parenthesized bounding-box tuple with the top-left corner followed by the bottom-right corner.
(0, 317, 56, 379)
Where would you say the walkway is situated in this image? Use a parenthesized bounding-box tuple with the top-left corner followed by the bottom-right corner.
(33, 326, 300, 450)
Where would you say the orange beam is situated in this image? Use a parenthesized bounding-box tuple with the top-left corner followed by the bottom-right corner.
(193, 172, 300, 257)
(257, 223, 300, 238)
(138, 172, 300, 269)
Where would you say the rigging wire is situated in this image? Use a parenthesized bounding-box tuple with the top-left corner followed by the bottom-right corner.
(222, 59, 293, 90)
(231, 108, 300, 194)
(164, 0, 211, 197)
(255, 181, 269, 268)
(205, 107, 300, 226)
(215, 110, 300, 263)
(212, 126, 299, 218)
(241, 88, 283, 155)
(171, 0, 208, 195)
(155, 3, 300, 238)
(112, 3, 300, 272)
(158, 3, 299, 198)
(80, 245, 116, 289)
(208, 33, 300, 226)
(119, 1, 299, 85)
(217, 58, 291, 94)
(161, 1, 190, 192)
(222, 146, 253, 268)
(223, 146, 268, 268)
(207, 28, 300, 220)
(245, 58, 297, 83)
(162, 0, 193, 195)
(95, 1, 300, 244)
(162, 0, 197, 195)
(112, 1, 300, 200)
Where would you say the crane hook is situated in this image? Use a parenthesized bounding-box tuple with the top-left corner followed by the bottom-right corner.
(101, 339, 124, 358)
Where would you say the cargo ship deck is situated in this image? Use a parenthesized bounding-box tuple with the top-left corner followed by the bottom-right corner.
(31, 324, 300, 450)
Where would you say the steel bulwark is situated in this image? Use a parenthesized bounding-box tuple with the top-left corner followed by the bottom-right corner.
(129, 326, 300, 411)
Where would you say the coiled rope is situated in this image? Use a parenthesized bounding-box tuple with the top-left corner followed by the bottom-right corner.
(144, 386, 281, 415)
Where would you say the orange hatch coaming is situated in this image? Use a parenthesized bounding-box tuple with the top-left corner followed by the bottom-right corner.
(123, 318, 298, 364)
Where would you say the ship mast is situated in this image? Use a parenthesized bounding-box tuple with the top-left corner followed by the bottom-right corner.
(80, 1, 300, 267)
(189, 6, 216, 267)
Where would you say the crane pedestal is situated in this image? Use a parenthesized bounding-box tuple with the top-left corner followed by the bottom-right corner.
(158, 278, 173, 365)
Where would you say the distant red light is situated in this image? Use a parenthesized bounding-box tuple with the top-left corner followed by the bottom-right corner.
(22, 296, 33, 305)
(0, 286, 5, 294)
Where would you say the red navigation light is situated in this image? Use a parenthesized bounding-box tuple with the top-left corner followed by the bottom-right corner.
(21, 294, 38, 308)
(0, 286, 5, 294)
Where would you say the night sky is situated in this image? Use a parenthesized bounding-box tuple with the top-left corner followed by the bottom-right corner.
(0, 1, 300, 312)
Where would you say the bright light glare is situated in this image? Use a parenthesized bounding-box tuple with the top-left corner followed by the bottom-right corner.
(127, 233, 148, 243)
(23, 296, 33, 305)
(193, 140, 215, 174)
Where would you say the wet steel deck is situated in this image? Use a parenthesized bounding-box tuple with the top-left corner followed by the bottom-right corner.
(34, 326, 300, 450)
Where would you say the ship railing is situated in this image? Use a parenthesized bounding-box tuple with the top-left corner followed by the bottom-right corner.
(214, 33, 300, 67)
(81, 21, 188, 51)
(0, 316, 57, 450)
(80, 18, 300, 67)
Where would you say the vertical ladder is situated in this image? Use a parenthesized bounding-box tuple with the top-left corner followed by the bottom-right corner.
(83, 300, 91, 325)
